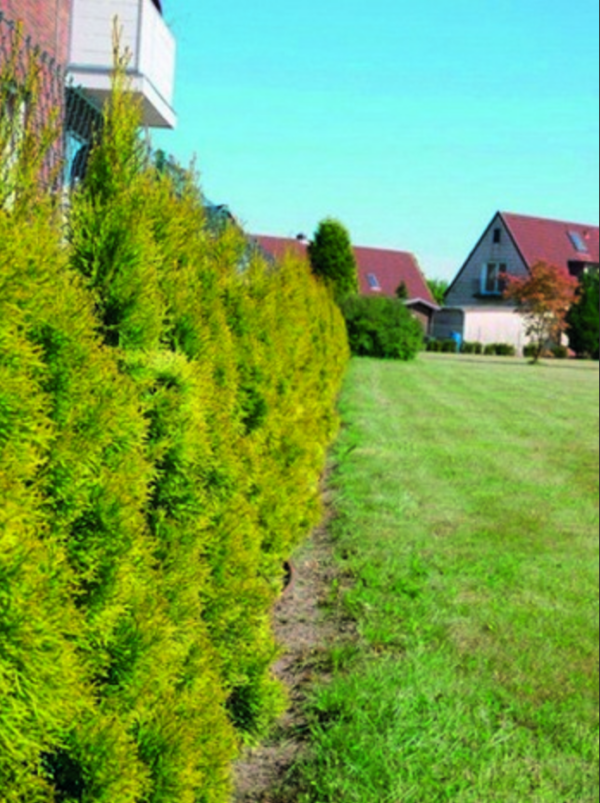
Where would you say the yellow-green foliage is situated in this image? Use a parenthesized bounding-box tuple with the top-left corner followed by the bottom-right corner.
(1, 51, 348, 803)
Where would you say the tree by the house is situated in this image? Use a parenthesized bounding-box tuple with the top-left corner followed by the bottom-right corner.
(426, 278, 449, 306)
(395, 281, 409, 300)
(567, 270, 600, 359)
(308, 218, 358, 302)
(503, 261, 579, 363)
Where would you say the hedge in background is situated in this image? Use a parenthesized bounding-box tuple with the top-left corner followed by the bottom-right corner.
(1, 53, 348, 803)
(567, 270, 600, 359)
(342, 295, 423, 360)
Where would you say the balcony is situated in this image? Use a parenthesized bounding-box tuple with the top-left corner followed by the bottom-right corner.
(68, 0, 176, 129)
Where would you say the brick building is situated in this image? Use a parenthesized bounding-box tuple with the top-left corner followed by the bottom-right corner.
(1, 0, 177, 188)
(1, 0, 72, 63)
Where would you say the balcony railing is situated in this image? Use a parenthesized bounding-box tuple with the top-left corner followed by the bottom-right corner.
(68, 0, 177, 129)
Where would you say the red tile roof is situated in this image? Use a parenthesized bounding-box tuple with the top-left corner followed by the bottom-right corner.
(253, 236, 437, 307)
(501, 213, 600, 271)
(254, 235, 309, 263)
(353, 246, 436, 305)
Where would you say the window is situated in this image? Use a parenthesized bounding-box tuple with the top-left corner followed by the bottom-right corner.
(367, 273, 381, 291)
(64, 131, 91, 189)
(568, 230, 589, 254)
(493, 228, 502, 244)
(481, 263, 507, 295)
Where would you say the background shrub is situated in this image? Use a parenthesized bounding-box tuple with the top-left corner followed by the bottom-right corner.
(567, 270, 600, 359)
(551, 344, 570, 359)
(308, 218, 359, 303)
(494, 343, 517, 357)
(482, 343, 516, 357)
(461, 341, 483, 355)
(425, 339, 460, 353)
(441, 338, 458, 353)
(341, 295, 423, 360)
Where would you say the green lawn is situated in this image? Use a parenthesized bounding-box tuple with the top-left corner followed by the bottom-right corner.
(294, 354, 599, 803)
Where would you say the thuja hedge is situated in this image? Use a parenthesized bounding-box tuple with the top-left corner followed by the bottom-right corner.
(0, 58, 348, 801)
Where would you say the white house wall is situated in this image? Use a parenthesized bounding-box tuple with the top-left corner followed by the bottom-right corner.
(463, 309, 531, 350)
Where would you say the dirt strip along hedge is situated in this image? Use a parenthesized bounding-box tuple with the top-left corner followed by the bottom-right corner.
(0, 58, 348, 802)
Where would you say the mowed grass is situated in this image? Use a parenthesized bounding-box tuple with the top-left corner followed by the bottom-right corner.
(294, 354, 599, 803)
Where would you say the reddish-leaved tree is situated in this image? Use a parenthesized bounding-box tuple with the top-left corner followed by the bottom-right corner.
(504, 261, 579, 363)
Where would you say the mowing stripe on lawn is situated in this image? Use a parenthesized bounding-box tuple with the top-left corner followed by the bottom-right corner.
(294, 355, 599, 803)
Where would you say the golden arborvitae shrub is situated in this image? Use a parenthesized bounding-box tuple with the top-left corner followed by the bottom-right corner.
(69, 55, 165, 351)
(0, 312, 91, 802)
(0, 173, 159, 801)
(2, 45, 348, 803)
(2, 54, 236, 802)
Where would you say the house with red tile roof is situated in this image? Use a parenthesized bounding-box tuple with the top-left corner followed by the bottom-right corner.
(254, 235, 439, 334)
(433, 212, 600, 350)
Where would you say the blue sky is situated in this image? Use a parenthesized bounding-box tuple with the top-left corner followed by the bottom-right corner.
(154, 0, 599, 280)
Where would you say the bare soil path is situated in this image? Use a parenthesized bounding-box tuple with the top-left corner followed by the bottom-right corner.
(233, 509, 350, 803)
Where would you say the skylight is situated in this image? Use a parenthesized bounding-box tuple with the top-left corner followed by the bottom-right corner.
(568, 230, 589, 254)
(367, 273, 381, 291)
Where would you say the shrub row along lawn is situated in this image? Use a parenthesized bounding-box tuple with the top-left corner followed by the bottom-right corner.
(0, 57, 348, 801)
(294, 354, 599, 803)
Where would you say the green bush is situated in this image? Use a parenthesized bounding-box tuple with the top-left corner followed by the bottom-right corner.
(567, 271, 600, 359)
(441, 339, 458, 353)
(461, 341, 483, 355)
(426, 339, 461, 353)
(494, 343, 517, 357)
(341, 295, 423, 360)
(483, 343, 516, 357)
(551, 345, 569, 359)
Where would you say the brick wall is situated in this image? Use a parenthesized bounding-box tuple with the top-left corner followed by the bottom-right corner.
(1, 0, 72, 65)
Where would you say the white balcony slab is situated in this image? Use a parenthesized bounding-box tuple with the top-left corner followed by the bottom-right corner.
(68, 0, 176, 128)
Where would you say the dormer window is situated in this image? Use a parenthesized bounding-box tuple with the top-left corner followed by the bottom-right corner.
(568, 230, 589, 254)
(367, 273, 381, 291)
(481, 263, 507, 295)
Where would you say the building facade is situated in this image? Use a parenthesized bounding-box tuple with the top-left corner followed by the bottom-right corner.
(2, 0, 72, 62)
(1, 0, 176, 190)
(433, 212, 600, 350)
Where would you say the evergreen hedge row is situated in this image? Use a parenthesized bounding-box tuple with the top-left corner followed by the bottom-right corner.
(0, 57, 348, 802)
